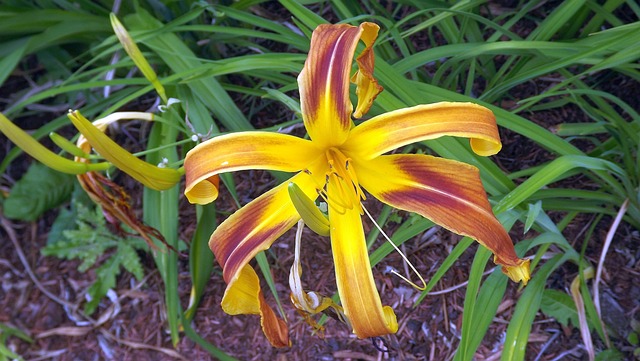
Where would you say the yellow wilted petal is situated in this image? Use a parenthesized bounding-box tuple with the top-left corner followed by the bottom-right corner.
(501, 258, 531, 285)
(68, 110, 181, 190)
(351, 22, 383, 119)
(110, 13, 167, 103)
(222, 265, 290, 347)
(0, 112, 109, 174)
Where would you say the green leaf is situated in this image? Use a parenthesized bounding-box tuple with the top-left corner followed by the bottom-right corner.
(117, 241, 144, 281)
(4, 163, 75, 221)
(524, 201, 543, 234)
(84, 255, 119, 314)
(595, 349, 625, 361)
(46, 181, 94, 245)
(42, 204, 117, 272)
(0, 41, 27, 87)
(142, 107, 181, 346)
(539, 289, 581, 328)
(455, 250, 508, 361)
(42, 202, 145, 315)
(46, 207, 75, 245)
(502, 254, 569, 361)
(185, 204, 216, 321)
(0, 323, 31, 343)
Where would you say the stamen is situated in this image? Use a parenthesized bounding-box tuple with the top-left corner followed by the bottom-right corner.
(322, 148, 367, 214)
(289, 221, 320, 314)
(345, 159, 366, 203)
(317, 188, 346, 215)
(362, 205, 426, 291)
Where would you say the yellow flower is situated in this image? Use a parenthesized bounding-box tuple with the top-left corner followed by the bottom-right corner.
(184, 22, 530, 347)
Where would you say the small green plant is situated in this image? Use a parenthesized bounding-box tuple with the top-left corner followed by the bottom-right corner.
(0, 323, 31, 361)
(42, 202, 145, 315)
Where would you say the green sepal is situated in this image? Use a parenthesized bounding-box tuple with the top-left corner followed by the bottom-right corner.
(288, 182, 330, 236)
(49, 132, 90, 159)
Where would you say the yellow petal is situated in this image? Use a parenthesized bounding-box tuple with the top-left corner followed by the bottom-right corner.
(343, 102, 501, 160)
(299, 23, 368, 147)
(222, 265, 290, 347)
(351, 22, 383, 118)
(212, 170, 319, 286)
(328, 188, 398, 338)
(502, 258, 531, 285)
(68, 110, 181, 190)
(356, 154, 528, 280)
(211, 170, 320, 346)
(184, 131, 320, 204)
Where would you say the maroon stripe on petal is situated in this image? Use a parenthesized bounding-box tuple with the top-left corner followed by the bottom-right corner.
(209, 187, 298, 284)
(392, 155, 493, 211)
(363, 154, 521, 265)
(301, 24, 361, 131)
(221, 220, 293, 283)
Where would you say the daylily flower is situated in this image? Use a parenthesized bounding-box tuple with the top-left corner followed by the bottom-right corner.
(184, 22, 530, 347)
(0, 110, 176, 249)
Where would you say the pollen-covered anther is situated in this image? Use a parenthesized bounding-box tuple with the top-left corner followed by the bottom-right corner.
(322, 148, 365, 214)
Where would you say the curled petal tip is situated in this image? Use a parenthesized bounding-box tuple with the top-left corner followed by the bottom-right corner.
(221, 266, 290, 348)
(259, 290, 291, 347)
(351, 22, 382, 119)
(382, 306, 399, 333)
(501, 258, 531, 285)
(184, 174, 220, 204)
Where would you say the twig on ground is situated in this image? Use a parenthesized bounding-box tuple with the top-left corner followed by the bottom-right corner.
(533, 329, 560, 361)
(1, 216, 76, 310)
(1, 215, 187, 360)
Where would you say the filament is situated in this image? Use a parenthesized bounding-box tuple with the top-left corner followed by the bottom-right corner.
(362, 205, 426, 291)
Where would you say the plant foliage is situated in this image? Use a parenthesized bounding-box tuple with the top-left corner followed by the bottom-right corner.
(3, 163, 75, 221)
(42, 202, 145, 314)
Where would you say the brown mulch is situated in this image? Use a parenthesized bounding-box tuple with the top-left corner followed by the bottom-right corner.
(2, 157, 638, 360)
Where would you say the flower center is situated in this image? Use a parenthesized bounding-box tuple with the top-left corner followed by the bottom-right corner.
(317, 147, 366, 214)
